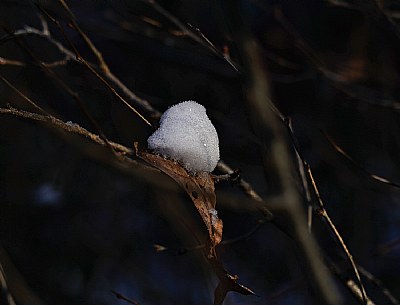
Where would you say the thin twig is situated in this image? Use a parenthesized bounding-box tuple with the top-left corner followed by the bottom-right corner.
(0, 57, 25, 66)
(0, 106, 133, 155)
(216, 161, 274, 220)
(307, 166, 369, 305)
(0, 17, 75, 63)
(104, 70, 162, 119)
(222, 219, 266, 245)
(272, 5, 400, 110)
(26, 3, 159, 119)
(2, 24, 122, 157)
(79, 57, 153, 127)
(287, 119, 314, 233)
(285, 114, 397, 305)
(142, 0, 240, 72)
(0, 75, 46, 114)
(111, 290, 142, 305)
(216, 161, 262, 203)
(324, 132, 400, 189)
(4, 4, 200, 121)
(40, 3, 153, 127)
(357, 265, 400, 305)
(324, 0, 355, 8)
(58, 0, 110, 73)
(269, 96, 373, 305)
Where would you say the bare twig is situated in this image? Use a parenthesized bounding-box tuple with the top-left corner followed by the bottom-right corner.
(222, 219, 266, 245)
(345, 279, 375, 305)
(272, 6, 400, 110)
(307, 167, 369, 304)
(0, 14, 75, 64)
(37, 4, 153, 128)
(357, 265, 400, 305)
(141, 0, 240, 72)
(34, 4, 161, 119)
(271, 95, 377, 305)
(0, 106, 132, 154)
(324, 132, 400, 189)
(0, 75, 46, 114)
(324, 0, 355, 8)
(287, 119, 314, 233)
(104, 70, 162, 119)
(111, 290, 142, 305)
(58, 0, 109, 73)
(0, 57, 25, 66)
(2, 21, 128, 158)
(216, 161, 274, 220)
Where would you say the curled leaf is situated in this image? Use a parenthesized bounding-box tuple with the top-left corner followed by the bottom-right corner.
(136, 149, 223, 250)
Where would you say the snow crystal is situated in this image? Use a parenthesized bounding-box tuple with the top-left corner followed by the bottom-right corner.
(209, 208, 219, 225)
(147, 101, 220, 173)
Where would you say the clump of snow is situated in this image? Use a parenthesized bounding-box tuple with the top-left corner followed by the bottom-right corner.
(147, 101, 220, 174)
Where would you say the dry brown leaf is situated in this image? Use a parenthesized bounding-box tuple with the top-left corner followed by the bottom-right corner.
(136, 149, 223, 252)
(136, 147, 256, 304)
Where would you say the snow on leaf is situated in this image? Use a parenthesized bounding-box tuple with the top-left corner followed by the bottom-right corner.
(147, 101, 220, 174)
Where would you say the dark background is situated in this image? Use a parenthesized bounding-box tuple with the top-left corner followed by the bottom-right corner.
(0, 0, 400, 304)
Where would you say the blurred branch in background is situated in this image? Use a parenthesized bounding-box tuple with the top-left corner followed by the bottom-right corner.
(0, 255, 16, 305)
(0, 246, 46, 305)
(242, 38, 340, 305)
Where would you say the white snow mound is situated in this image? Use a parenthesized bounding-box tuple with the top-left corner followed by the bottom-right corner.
(147, 101, 220, 173)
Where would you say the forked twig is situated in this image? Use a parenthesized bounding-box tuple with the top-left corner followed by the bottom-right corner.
(278, 109, 379, 305)
(1, 22, 121, 158)
(39, 3, 153, 127)
(0, 14, 75, 66)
